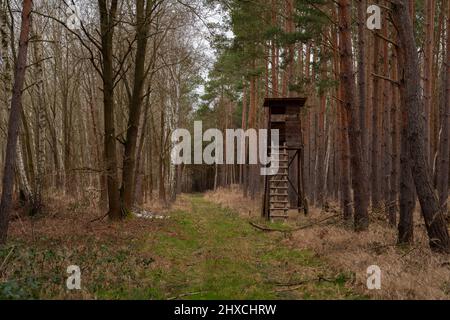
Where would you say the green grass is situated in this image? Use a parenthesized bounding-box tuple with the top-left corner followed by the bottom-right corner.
(139, 195, 360, 300)
(0, 195, 362, 300)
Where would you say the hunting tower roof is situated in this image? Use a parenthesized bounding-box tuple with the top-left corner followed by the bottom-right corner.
(263, 97, 307, 108)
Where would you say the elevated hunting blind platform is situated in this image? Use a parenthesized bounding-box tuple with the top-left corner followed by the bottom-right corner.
(262, 97, 308, 222)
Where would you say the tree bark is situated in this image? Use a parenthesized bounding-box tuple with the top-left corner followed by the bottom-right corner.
(389, 34, 400, 226)
(437, 0, 449, 215)
(0, 0, 33, 244)
(357, 0, 368, 176)
(32, 28, 46, 214)
(371, 27, 382, 211)
(121, 0, 153, 211)
(398, 43, 416, 244)
(338, 0, 370, 231)
(423, 0, 436, 165)
(393, 0, 450, 253)
(98, 0, 121, 220)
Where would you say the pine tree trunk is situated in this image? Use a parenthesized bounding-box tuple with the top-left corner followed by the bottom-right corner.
(339, 85, 353, 221)
(398, 44, 416, 244)
(389, 37, 400, 226)
(393, 0, 450, 253)
(371, 30, 382, 211)
(382, 19, 393, 224)
(423, 0, 436, 165)
(357, 0, 368, 175)
(270, 0, 278, 97)
(248, 64, 257, 199)
(437, 0, 450, 215)
(338, 0, 370, 231)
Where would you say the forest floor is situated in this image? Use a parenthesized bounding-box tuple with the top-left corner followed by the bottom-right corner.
(206, 186, 450, 299)
(0, 193, 360, 300)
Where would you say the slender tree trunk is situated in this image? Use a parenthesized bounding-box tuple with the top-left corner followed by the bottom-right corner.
(121, 0, 153, 211)
(389, 38, 400, 226)
(437, 0, 450, 215)
(357, 0, 368, 174)
(1, 0, 32, 206)
(381, 18, 393, 223)
(158, 108, 166, 203)
(16, 136, 32, 204)
(424, 0, 436, 165)
(0, 0, 33, 244)
(339, 85, 353, 221)
(32, 29, 45, 214)
(358, 0, 368, 165)
(371, 29, 382, 211)
(248, 63, 257, 199)
(270, 0, 278, 97)
(98, 0, 121, 220)
(338, 0, 370, 231)
(241, 81, 248, 195)
(398, 44, 416, 244)
(393, 0, 450, 253)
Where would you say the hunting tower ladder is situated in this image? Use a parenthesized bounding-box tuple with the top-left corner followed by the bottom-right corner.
(262, 98, 308, 222)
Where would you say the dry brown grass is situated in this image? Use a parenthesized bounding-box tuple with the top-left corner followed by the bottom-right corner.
(3, 193, 169, 299)
(205, 187, 450, 300)
(205, 185, 261, 218)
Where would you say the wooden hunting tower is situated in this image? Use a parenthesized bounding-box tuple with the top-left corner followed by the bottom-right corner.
(262, 97, 308, 221)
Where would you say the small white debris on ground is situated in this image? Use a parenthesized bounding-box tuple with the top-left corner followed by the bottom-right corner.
(133, 209, 170, 220)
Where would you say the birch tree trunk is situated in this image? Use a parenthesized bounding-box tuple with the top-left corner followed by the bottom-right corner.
(0, 0, 33, 244)
(32, 29, 45, 214)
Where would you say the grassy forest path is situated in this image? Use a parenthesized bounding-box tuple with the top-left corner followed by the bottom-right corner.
(1, 194, 361, 299)
(144, 194, 360, 300)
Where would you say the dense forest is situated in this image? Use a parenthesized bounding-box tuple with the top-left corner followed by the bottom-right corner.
(0, 0, 449, 300)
